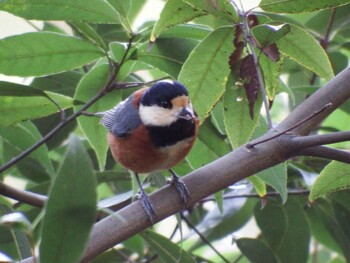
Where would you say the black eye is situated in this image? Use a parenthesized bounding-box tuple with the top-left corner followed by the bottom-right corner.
(159, 100, 172, 109)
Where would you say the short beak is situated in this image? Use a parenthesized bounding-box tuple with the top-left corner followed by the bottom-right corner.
(178, 107, 196, 121)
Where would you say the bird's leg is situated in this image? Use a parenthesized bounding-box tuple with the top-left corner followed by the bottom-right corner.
(168, 169, 190, 205)
(134, 173, 155, 223)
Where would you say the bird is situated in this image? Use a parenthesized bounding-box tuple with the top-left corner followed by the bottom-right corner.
(99, 80, 199, 222)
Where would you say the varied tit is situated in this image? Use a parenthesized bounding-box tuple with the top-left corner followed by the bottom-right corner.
(100, 80, 199, 221)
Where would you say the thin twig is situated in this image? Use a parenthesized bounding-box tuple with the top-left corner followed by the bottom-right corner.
(246, 103, 332, 148)
(200, 189, 310, 203)
(180, 213, 231, 263)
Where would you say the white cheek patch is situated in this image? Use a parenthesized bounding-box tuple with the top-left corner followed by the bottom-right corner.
(139, 105, 177, 126)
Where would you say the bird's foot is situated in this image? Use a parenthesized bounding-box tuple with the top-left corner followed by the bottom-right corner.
(136, 190, 156, 223)
(168, 169, 190, 205)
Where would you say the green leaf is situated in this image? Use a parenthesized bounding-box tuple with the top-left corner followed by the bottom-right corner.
(107, 0, 133, 33)
(0, 0, 120, 23)
(184, 0, 238, 23)
(259, 52, 284, 100)
(179, 26, 234, 122)
(40, 136, 97, 263)
(135, 38, 198, 78)
(31, 71, 82, 97)
(0, 81, 49, 98)
(0, 32, 104, 77)
(252, 24, 291, 47)
(150, 0, 206, 41)
(160, 24, 211, 40)
(309, 161, 350, 202)
(248, 176, 267, 197)
(75, 63, 122, 171)
(255, 198, 310, 263)
(197, 118, 231, 157)
(70, 22, 108, 50)
(256, 163, 288, 203)
(276, 24, 334, 80)
(0, 91, 74, 126)
(0, 121, 54, 175)
(260, 0, 350, 14)
(186, 139, 218, 169)
(237, 238, 278, 263)
(141, 230, 196, 263)
(306, 200, 343, 254)
(223, 84, 262, 149)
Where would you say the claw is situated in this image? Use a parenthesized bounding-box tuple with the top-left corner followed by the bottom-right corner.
(168, 169, 190, 205)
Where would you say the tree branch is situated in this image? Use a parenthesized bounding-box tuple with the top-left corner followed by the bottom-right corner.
(0, 182, 46, 208)
(293, 146, 350, 164)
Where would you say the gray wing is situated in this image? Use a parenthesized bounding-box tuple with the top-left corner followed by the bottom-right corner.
(100, 96, 141, 138)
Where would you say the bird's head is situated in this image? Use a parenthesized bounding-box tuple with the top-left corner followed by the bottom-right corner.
(139, 80, 197, 127)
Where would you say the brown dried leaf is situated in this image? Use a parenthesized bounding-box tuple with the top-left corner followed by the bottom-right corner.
(240, 54, 259, 119)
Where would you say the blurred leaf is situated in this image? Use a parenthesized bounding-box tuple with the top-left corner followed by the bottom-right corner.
(123, 235, 144, 259)
(255, 198, 310, 263)
(0, 32, 104, 77)
(31, 71, 82, 97)
(0, 213, 32, 260)
(0, 0, 120, 23)
(150, 0, 206, 41)
(259, 0, 350, 13)
(309, 161, 350, 202)
(75, 63, 122, 171)
(214, 191, 224, 214)
(321, 109, 350, 148)
(0, 91, 74, 126)
(186, 139, 218, 169)
(0, 121, 54, 175)
(0, 213, 32, 233)
(237, 238, 278, 263)
(142, 230, 196, 263)
(248, 176, 267, 197)
(276, 25, 334, 80)
(134, 38, 198, 78)
(306, 199, 343, 254)
(40, 136, 97, 263)
(307, 198, 350, 260)
(189, 192, 256, 249)
(179, 26, 234, 122)
(223, 84, 262, 149)
(256, 163, 288, 204)
(198, 118, 231, 157)
(33, 109, 77, 150)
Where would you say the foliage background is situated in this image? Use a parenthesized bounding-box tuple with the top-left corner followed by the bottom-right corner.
(0, 0, 350, 263)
